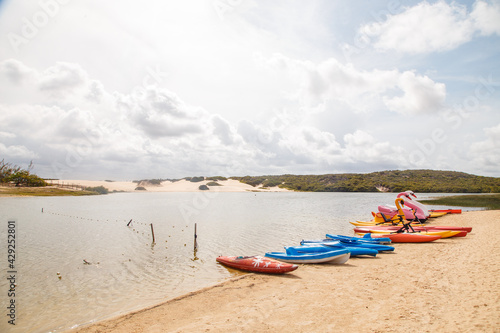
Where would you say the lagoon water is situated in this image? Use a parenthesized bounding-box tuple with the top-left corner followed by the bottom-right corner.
(0, 192, 480, 333)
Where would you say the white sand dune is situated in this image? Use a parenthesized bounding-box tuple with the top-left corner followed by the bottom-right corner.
(54, 179, 290, 192)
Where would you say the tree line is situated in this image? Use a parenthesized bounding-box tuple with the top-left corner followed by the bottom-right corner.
(233, 170, 500, 193)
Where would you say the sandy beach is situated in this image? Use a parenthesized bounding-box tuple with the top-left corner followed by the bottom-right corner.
(55, 179, 290, 193)
(72, 209, 500, 333)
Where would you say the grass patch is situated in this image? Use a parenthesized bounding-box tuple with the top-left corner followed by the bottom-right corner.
(0, 186, 100, 197)
(420, 194, 500, 210)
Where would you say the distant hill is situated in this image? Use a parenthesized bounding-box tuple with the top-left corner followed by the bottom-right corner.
(231, 170, 500, 193)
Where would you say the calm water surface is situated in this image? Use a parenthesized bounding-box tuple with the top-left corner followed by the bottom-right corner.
(0, 192, 479, 333)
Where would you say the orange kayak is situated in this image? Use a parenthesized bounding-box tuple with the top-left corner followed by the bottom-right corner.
(358, 233, 441, 243)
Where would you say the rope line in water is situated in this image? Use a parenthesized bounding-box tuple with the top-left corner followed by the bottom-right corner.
(41, 209, 193, 244)
(42, 210, 154, 226)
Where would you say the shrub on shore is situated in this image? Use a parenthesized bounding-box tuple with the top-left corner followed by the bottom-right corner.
(0, 160, 47, 187)
(85, 186, 109, 194)
(189, 176, 205, 182)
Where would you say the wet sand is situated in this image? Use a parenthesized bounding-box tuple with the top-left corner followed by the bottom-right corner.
(73, 210, 499, 333)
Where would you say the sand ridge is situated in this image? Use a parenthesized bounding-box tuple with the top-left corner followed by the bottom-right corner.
(55, 179, 290, 193)
(72, 210, 500, 333)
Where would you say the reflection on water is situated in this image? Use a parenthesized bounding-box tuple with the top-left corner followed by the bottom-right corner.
(0, 192, 479, 333)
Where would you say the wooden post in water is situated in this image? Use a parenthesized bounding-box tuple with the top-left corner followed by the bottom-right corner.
(150, 223, 155, 243)
(194, 223, 198, 251)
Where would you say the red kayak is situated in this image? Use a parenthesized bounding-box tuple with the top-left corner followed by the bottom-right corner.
(216, 256, 298, 274)
(363, 233, 442, 243)
(430, 209, 462, 214)
(355, 225, 471, 233)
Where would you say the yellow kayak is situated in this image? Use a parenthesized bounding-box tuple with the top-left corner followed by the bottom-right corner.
(350, 220, 423, 227)
(429, 212, 448, 218)
(370, 212, 406, 223)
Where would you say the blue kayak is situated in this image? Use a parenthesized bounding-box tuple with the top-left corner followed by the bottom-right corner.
(326, 234, 392, 244)
(337, 241, 394, 252)
(303, 237, 395, 252)
(265, 248, 350, 264)
(290, 244, 378, 257)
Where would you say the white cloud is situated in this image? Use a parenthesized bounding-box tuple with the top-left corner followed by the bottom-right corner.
(0, 142, 39, 160)
(0, 58, 446, 178)
(471, 0, 500, 35)
(0, 131, 17, 139)
(0, 58, 36, 83)
(115, 87, 205, 138)
(260, 53, 446, 115)
(343, 130, 407, 166)
(38, 62, 87, 93)
(276, 125, 344, 166)
(212, 115, 237, 145)
(361, 0, 500, 54)
(384, 71, 446, 114)
(468, 123, 500, 171)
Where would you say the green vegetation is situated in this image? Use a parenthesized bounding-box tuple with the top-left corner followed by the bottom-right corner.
(236, 176, 284, 188)
(84, 186, 109, 195)
(133, 179, 164, 185)
(206, 176, 228, 181)
(420, 194, 500, 210)
(206, 181, 222, 186)
(198, 184, 209, 190)
(0, 160, 112, 196)
(135, 186, 147, 191)
(233, 170, 500, 193)
(0, 187, 100, 197)
(188, 176, 205, 182)
(0, 160, 47, 187)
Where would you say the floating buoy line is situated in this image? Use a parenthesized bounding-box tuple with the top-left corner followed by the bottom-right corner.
(42, 208, 201, 280)
(42, 209, 154, 226)
(41, 208, 194, 245)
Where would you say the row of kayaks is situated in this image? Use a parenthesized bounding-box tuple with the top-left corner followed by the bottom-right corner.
(349, 192, 471, 243)
(265, 234, 396, 264)
(216, 191, 471, 274)
(216, 234, 395, 273)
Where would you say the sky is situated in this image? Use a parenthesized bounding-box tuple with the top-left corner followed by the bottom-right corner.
(0, 0, 499, 180)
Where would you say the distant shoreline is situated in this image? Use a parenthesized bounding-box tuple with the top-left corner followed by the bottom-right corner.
(57, 179, 292, 193)
(0, 179, 290, 197)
